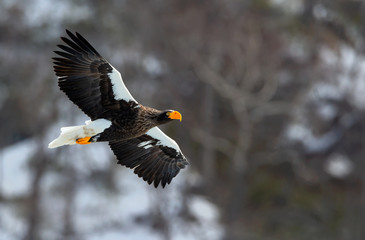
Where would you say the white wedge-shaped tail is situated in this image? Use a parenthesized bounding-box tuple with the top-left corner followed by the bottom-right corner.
(48, 119, 111, 148)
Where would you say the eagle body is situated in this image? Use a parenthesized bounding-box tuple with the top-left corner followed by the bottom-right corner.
(94, 105, 173, 142)
(49, 30, 188, 188)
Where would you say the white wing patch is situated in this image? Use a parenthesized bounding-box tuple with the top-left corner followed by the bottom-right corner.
(146, 127, 181, 152)
(108, 66, 138, 103)
(137, 140, 154, 149)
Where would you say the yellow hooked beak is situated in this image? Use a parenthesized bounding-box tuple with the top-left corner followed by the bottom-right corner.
(167, 111, 182, 122)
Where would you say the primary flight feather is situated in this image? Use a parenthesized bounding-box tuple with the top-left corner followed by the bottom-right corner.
(49, 30, 189, 188)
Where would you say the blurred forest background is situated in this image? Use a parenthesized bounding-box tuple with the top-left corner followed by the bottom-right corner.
(1, 0, 365, 239)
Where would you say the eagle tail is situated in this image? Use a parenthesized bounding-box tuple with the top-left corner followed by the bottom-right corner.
(48, 124, 88, 148)
(48, 119, 112, 148)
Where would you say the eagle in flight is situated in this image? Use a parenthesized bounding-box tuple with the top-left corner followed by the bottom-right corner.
(49, 30, 189, 188)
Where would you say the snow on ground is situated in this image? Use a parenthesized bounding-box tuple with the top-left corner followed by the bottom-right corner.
(0, 139, 37, 240)
(185, 196, 223, 240)
(0, 123, 224, 240)
(0, 202, 27, 240)
(0, 139, 36, 197)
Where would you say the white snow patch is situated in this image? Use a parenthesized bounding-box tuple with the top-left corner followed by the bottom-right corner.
(87, 229, 162, 240)
(313, 4, 328, 20)
(23, 0, 91, 28)
(184, 196, 224, 240)
(270, 0, 304, 14)
(310, 82, 343, 100)
(285, 123, 341, 153)
(189, 196, 220, 221)
(74, 169, 152, 234)
(325, 153, 353, 178)
(143, 56, 163, 75)
(0, 230, 16, 240)
(0, 139, 36, 197)
(319, 45, 365, 109)
(317, 103, 337, 121)
(0, 202, 27, 240)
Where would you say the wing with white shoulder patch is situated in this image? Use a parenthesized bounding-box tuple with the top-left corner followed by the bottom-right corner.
(145, 127, 182, 152)
(54, 30, 139, 120)
(108, 126, 189, 188)
(108, 66, 138, 103)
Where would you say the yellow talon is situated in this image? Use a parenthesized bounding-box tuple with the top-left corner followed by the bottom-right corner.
(76, 137, 91, 145)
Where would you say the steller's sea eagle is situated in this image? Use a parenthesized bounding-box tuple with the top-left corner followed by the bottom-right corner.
(49, 30, 189, 188)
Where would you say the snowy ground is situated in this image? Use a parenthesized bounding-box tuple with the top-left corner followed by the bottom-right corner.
(0, 131, 224, 240)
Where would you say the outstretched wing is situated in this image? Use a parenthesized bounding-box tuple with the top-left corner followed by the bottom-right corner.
(109, 127, 189, 188)
(53, 30, 138, 120)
